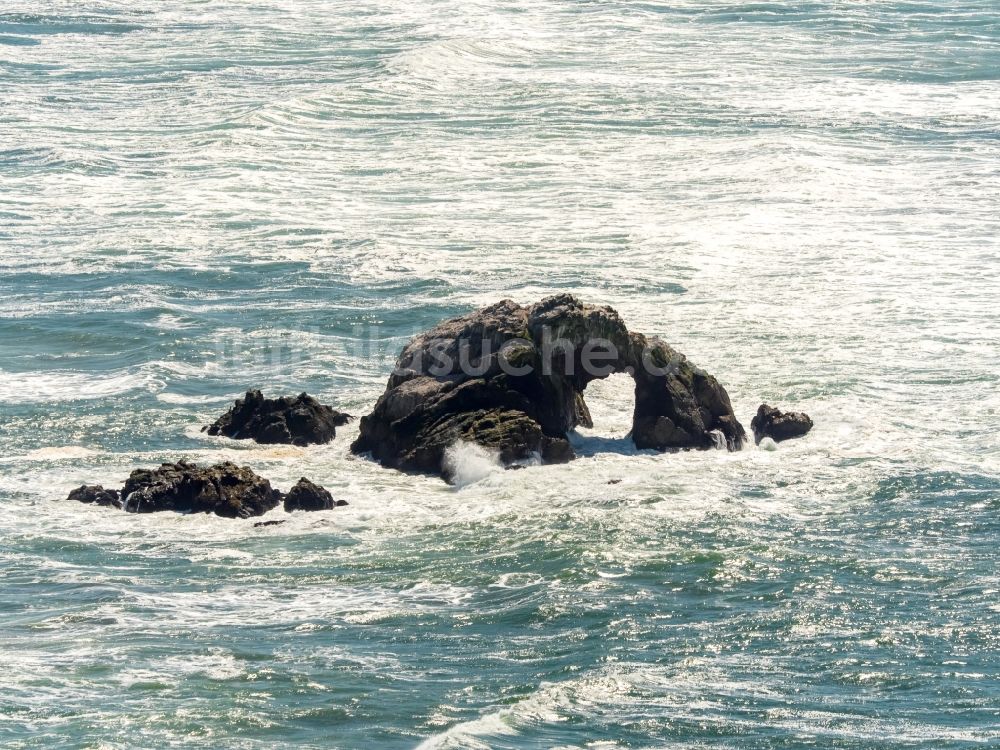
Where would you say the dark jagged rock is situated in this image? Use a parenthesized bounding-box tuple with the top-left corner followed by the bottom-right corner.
(283, 477, 346, 512)
(63, 462, 340, 520)
(751, 404, 813, 444)
(352, 294, 746, 478)
(67, 484, 122, 508)
(254, 519, 287, 528)
(119, 460, 282, 518)
(203, 389, 352, 446)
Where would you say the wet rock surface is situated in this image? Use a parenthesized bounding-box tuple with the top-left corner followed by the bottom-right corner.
(203, 390, 351, 446)
(120, 460, 282, 517)
(283, 477, 347, 512)
(352, 294, 746, 477)
(67, 484, 122, 508)
(751, 404, 814, 444)
(65, 462, 342, 519)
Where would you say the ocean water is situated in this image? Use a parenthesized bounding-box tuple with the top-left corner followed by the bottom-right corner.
(2, 1, 999, 747)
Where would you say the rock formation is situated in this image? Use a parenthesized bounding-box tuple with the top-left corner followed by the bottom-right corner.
(119, 461, 282, 517)
(66, 461, 343, 519)
(283, 477, 347, 512)
(352, 294, 746, 478)
(67, 484, 122, 508)
(751, 404, 813, 444)
(203, 390, 351, 446)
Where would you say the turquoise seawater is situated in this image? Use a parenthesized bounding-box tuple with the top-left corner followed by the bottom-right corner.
(1, 1, 999, 748)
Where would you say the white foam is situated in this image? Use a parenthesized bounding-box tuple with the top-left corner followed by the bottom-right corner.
(157, 391, 230, 405)
(416, 666, 637, 749)
(21, 446, 97, 461)
(0, 368, 164, 403)
(442, 441, 502, 488)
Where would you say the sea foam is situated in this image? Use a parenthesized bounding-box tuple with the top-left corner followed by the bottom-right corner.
(442, 441, 502, 488)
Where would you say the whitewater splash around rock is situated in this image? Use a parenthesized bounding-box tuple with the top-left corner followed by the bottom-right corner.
(352, 294, 746, 479)
(441, 441, 503, 487)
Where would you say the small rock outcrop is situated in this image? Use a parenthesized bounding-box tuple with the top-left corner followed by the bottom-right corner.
(283, 477, 348, 512)
(751, 404, 813, 444)
(203, 390, 351, 446)
(352, 294, 746, 478)
(67, 484, 122, 508)
(120, 461, 282, 517)
(65, 462, 344, 519)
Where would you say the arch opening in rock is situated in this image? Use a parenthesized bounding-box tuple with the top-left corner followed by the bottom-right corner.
(351, 294, 746, 478)
(569, 372, 638, 457)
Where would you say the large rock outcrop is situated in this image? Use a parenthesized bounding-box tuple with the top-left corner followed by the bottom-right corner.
(351, 294, 745, 477)
(751, 404, 813, 444)
(203, 390, 351, 446)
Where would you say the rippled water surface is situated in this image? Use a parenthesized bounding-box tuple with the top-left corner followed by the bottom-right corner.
(2, 2, 999, 748)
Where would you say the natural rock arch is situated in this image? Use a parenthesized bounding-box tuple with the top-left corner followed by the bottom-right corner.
(351, 295, 746, 478)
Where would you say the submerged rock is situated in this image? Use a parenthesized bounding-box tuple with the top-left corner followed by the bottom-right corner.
(203, 389, 351, 446)
(120, 460, 282, 518)
(751, 404, 813, 444)
(352, 294, 745, 478)
(67, 484, 122, 508)
(283, 477, 347, 512)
